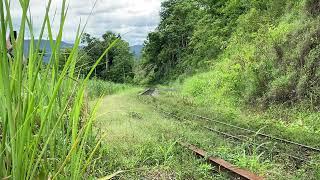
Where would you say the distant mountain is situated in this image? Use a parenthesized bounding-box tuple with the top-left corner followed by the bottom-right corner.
(23, 40, 74, 62)
(130, 45, 143, 59)
(23, 40, 142, 62)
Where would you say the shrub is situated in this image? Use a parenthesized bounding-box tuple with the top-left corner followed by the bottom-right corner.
(0, 0, 119, 178)
(87, 79, 132, 99)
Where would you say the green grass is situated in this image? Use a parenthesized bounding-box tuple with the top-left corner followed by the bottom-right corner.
(0, 0, 118, 178)
(145, 89, 320, 179)
(93, 88, 226, 179)
(87, 79, 133, 99)
(179, 71, 320, 148)
(92, 89, 319, 179)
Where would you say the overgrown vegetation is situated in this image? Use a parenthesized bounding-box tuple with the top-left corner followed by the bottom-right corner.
(132, 2, 320, 178)
(93, 89, 320, 179)
(87, 0, 320, 178)
(87, 79, 133, 99)
(94, 89, 257, 179)
(3, 0, 320, 178)
(0, 0, 117, 178)
(139, 0, 320, 109)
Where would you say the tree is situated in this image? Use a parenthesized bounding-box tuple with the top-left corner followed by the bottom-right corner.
(79, 32, 134, 83)
(139, 0, 251, 84)
(140, 0, 200, 83)
(59, 32, 134, 83)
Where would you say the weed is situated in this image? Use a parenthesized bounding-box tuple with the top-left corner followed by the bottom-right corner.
(87, 78, 132, 99)
(0, 0, 118, 178)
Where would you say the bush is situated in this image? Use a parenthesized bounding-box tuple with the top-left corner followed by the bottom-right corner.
(87, 79, 132, 99)
(0, 0, 118, 178)
(181, 0, 320, 109)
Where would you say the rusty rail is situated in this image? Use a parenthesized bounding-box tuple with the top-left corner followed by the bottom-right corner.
(180, 142, 264, 180)
(186, 112, 320, 152)
(138, 96, 316, 162)
(204, 126, 308, 162)
(146, 89, 320, 153)
(147, 94, 320, 153)
(156, 105, 309, 162)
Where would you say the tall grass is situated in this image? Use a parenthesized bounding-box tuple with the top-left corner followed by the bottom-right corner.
(87, 79, 133, 99)
(0, 0, 118, 178)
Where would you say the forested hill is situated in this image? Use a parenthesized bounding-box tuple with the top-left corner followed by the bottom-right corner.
(130, 45, 143, 59)
(137, 0, 320, 108)
(24, 40, 73, 62)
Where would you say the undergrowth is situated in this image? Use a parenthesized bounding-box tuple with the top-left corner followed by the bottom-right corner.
(177, 0, 320, 144)
(0, 0, 118, 178)
(87, 79, 132, 99)
(94, 89, 275, 179)
(141, 91, 320, 179)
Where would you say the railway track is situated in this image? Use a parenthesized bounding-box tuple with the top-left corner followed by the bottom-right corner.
(179, 142, 264, 180)
(154, 104, 315, 164)
(138, 89, 320, 168)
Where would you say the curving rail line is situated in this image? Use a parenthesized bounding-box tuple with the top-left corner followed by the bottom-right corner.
(138, 89, 320, 164)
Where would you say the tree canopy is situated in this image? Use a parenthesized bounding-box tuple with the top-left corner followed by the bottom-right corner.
(139, 0, 320, 107)
(60, 31, 134, 83)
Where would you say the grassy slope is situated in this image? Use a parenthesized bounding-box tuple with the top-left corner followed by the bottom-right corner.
(93, 88, 319, 179)
(177, 1, 320, 139)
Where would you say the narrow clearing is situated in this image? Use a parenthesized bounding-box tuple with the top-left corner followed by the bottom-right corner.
(94, 89, 315, 179)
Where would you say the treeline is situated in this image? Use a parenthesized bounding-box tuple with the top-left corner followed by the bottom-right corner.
(60, 32, 134, 83)
(138, 0, 255, 83)
(138, 0, 320, 107)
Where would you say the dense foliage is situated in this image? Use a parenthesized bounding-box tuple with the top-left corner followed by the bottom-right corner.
(60, 32, 134, 83)
(140, 0, 320, 108)
(0, 0, 115, 178)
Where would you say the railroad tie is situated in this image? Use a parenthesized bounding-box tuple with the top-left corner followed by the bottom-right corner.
(179, 142, 264, 180)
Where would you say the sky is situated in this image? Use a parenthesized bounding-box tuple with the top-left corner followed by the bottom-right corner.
(10, 0, 163, 45)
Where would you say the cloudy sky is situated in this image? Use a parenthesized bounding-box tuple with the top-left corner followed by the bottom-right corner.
(10, 0, 163, 45)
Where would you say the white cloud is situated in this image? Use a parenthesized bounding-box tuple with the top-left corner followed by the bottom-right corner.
(9, 0, 162, 45)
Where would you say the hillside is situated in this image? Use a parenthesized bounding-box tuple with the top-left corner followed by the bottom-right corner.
(24, 40, 142, 62)
(130, 44, 143, 59)
(139, 0, 320, 109)
(131, 1, 320, 178)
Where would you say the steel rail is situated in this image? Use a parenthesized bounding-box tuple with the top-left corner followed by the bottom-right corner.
(181, 111, 320, 152)
(139, 91, 320, 160)
(204, 127, 308, 162)
(179, 142, 264, 180)
(150, 88, 320, 152)
(145, 94, 320, 153)
(152, 103, 310, 162)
